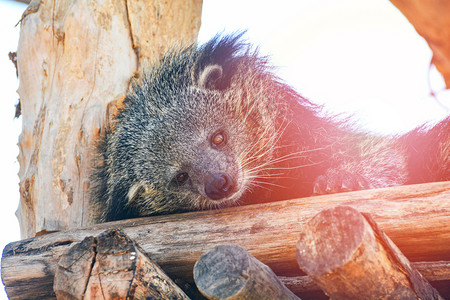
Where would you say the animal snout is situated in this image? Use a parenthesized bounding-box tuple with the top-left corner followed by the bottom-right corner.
(205, 173, 234, 200)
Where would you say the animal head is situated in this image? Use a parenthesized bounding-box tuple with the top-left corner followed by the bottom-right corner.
(98, 33, 294, 221)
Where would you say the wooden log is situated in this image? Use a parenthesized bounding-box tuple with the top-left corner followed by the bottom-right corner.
(2, 182, 450, 299)
(54, 228, 189, 299)
(193, 248, 450, 300)
(280, 261, 450, 297)
(296, 205, 443, 300)
(54, 236, 96, 299)
(194, 244, 299, 300)
(389, 0, 450, 88)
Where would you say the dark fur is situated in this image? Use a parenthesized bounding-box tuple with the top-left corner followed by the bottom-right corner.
(92, 33, 449, 223)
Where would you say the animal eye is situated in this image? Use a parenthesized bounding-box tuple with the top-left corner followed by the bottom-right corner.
(175, 172, 189, 185)
(211, 131, 226, 147)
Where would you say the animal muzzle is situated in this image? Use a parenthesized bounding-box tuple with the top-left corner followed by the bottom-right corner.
(204, 173, 235, 200)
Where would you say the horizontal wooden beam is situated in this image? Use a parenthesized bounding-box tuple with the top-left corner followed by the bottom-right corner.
(2, 181, 450, 299)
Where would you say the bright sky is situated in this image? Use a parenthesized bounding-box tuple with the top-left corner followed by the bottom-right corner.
(199, 0, 449, 133)
(1, 1, 449, 299)
(0, 3, 25, 300)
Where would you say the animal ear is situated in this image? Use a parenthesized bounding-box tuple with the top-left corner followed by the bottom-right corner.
(198, 64, 223, 90)
(127, 183, 146, 204)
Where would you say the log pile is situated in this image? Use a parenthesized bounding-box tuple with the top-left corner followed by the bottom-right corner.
(2, 182, 450, 299)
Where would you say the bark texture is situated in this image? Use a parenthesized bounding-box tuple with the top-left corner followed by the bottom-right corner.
(194, 244, 299, 300)
(296, 206, 443, 300)
(54, 228, 190, 299)
(16, 0, 202, 239)
(2, 182, 450, 299)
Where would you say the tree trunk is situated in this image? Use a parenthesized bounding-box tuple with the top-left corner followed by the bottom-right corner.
(390, 0, 450, 88)
(16, 0, 203, 239)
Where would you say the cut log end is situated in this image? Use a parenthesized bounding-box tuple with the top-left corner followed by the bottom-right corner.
(2, 182, 450, 299)
(194, 244, 300, 300)
(296, 205, 365, 276)
(296, 205, 443, 300)
(54, 228, 190, 300)
(194, 244, 250, 298)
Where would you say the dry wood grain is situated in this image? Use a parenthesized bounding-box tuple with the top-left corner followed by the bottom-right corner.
(16, 0, 202, 239)
(279, 261, 450, 299)
(194, 244, 299, 300)
(2, 182, 450, 299)
(54, 228, 189, 299)
(296, 206, 442, 299)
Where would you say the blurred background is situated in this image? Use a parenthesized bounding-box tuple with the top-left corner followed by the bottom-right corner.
(1, 0, 449, 298)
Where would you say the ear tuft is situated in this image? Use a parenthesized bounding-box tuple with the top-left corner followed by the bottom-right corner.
(127, 183, 145, 204)
(198, 64, 223, 90)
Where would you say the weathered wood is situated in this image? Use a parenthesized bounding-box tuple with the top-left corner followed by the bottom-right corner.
(54, 236, 96, 299)
(296, 205, 443, 300)
(16, 0, 202, 239)
(390, 0, 450, 88)
(280, 261, 450, 297)
(194, 244, 299, 300)
(2, 182, 450, 299)
(54, 228, 189, 299)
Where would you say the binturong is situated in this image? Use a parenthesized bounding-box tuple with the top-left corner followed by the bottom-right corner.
(91, 33, 450, 223)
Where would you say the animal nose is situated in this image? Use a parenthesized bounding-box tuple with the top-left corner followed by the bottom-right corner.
(205, 173, 234, 200)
